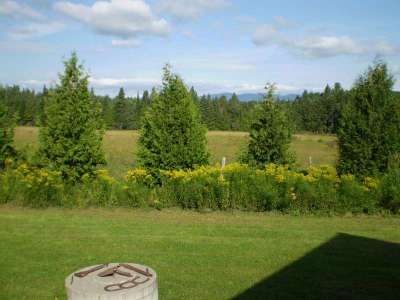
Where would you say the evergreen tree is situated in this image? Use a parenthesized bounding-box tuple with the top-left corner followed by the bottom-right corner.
(137, 65, 209, 171)
(0, 102, 16, 168)
(150, 88, 158, 102)
(142, 90, 151, 106)
(244, 84, 293, 167)
(337, 62, 400, 176)
(38, 53, 105, 181)
(36, 85, 48, 126)
(228, 93, 241, 130)
(113, 87, 129, 129)
(22, 90, 36, 125)
(326, 83, 346, 133)
(99, 95, 114, 129)
(189, 86, 199, 104)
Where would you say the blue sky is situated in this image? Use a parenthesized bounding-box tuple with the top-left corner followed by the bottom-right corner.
(1, 0, 400, 96)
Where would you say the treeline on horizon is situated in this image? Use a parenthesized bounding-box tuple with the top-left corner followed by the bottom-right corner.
(1, 82, 399, 134)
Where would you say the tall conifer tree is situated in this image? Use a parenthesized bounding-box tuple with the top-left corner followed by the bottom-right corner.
(0, 102, 16, 168)
(38, 53, 105, 180)
(114, 87, 128, 129)
(138, 65, 209, 171)
(337, 62, 400, 176)
(245, 84, 293, 167)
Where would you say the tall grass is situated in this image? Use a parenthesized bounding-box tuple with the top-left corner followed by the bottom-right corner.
(14, 127, 338, 177)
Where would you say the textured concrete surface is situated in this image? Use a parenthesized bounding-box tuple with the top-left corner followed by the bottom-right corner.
(65, 263, 158, 300)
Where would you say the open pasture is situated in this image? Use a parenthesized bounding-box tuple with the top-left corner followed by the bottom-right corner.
(14, 127, 337, 177)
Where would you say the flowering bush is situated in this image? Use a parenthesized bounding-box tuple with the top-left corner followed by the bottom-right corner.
(0, 162, 394, 214)
(125, 168, 154, 186)
(161, 166, 229, 209)
(0, 163, 63, 207)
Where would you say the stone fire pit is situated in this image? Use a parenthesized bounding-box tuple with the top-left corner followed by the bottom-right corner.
(65, 263, 158, 300)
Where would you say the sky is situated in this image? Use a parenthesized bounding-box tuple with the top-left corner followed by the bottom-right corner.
(1, 0, 400, 96)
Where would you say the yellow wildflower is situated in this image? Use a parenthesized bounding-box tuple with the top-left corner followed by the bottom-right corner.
(275, 174, 285, 183)
(364, 176, 379, 190)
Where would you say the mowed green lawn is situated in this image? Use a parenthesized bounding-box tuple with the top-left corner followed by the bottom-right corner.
(0, 207, 399, 299)
(14, 127, 338, 177)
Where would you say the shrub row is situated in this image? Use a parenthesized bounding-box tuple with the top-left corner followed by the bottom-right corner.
(0, 161, 399, 214)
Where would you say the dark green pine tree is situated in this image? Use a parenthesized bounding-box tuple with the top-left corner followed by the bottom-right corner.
(113, 87, 129, 129)
(0, 102, 16, 168)
(245, 84, 293, 167)
(142, 90, 151, 106)
(189, 86, 199, 104)
(228, 93, 241, 130)
(99, 95, 114, 129)
(21, 89, 36, 125)
(328, 82, 346, 133)
(36, 85, 48, 126)
(337, 62, 400, 177)
(150, 88, 158, 102)
(137, 64, 209, 171)
(38, 53, 105, 181)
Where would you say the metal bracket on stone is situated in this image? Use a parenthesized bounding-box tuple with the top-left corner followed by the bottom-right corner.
(66, 263, 158, 299)
(73, 264, 108, 278)
(97, 265, 133, 278)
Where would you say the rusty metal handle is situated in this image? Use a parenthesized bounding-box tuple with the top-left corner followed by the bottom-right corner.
(120, 263, 153, 277)
(74, 264, 107, 278)
(98, 265, 133, 277)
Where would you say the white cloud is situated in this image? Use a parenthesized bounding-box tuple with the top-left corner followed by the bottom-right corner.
(193, 81, 263, 94)
(158, 0, 230, 21)
(90, 76, 161, 95)
(286, 36, 399, 58)
(1, 1, 64, 41)
(252, 24, 278, 46)
(54, 0, 171, 43)
(91, 78, 265, 96)
(111, 39, 142, 48)
(90, 77, 160, 88)
(0, 0, 43, 20)
(188, 81, 311, 95)
(9, 21, 65, 40)
(20, 79, 53, 87)
(374, 41, 399, 56)
(0, 40, 51, 52)
(20, 75, 307, 96)
(289, 36, 364, 58)
(275, 83, 303, 93)
(20, 76, 161, 95)
(252, 22, 400, 58)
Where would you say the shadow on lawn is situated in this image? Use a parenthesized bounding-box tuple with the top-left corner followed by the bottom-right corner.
(231, 233, 400, 300)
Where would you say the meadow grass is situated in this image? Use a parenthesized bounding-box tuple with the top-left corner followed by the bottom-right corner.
(14, 127, 337, 177)
(0, 207, 399, 299)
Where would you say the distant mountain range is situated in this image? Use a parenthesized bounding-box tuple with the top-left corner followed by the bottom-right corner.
(209, 92, 299, 101)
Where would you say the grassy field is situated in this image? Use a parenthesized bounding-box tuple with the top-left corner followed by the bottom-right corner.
(14, 127, 337, 177)
(0, 207, 399, 299)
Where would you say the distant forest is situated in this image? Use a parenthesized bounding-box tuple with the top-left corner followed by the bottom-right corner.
(1, 83, 399, 134)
